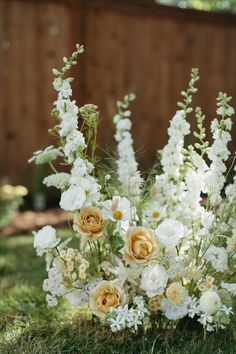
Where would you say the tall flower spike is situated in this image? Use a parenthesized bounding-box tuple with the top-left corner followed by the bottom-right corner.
(204, 92, 234, 205)
(113, 93, 143, 201)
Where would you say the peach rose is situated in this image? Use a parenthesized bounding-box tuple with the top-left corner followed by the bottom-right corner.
(74, 207, 106, 241)
(89, 281, 126, 317)
(122, 227, 159, 264)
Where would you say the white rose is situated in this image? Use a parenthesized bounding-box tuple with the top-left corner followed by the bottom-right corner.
(33, 226, 59, 255)
(155, 219, 186, 248)
(199, 290, 221, 314)
(140, 264, 168, 298)
(60, 186, 86, 211)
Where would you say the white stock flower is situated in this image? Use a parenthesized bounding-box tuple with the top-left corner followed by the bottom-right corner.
(63, 131, 86, 163)
(140, 264, 168, 298)
(205, 115, 232, 204)
(161, 110, 190, 179)
(199, 290, 221, 314)
(53, 78, 72, 98)
(60, 186, 86, 211)
(113, 106, 143, 198)
(155, 219, 186, 248)
(33, 226, 60, 255)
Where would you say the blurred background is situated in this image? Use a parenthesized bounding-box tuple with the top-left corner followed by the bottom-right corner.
(1, 0, 236, 233)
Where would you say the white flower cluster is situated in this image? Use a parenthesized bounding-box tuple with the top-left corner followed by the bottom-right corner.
(106, 296, 149, 332)
(43, 267, 67, 306)
(43, 173, 70, 190)
(28, 145, 63, 165)
(113, 95, 143, 199)
(161, 110, 190, 178)
(31, 49, 236, 335)
(50, 56, 101, 211)
(204, 245, 228, 273)
(188, 291, 234, 332)
(205, 103, 234, 204)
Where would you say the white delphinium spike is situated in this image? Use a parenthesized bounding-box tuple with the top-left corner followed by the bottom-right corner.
(50, 46, 101, 210)
(161, 110, 190, 179)
(204, 93, 234, 205)
(113, 93, 143, 200)
(153, 69, 200, 222)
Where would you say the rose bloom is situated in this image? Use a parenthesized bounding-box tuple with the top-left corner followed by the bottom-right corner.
(141, 264, 168, 297)
(155, 219, 186, 248)
(199, 290, 221, 315)
(74, 207, 106, 241)
(166, 282, 185, 305)
(33, 225, 60, 255)
(122, 227, 160, 264)
(89, 281, 126, 317)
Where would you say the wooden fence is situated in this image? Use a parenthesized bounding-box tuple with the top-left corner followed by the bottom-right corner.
(1, 0, 236, 187)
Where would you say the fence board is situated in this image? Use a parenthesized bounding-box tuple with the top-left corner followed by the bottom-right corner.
(1, 0, 236, 186)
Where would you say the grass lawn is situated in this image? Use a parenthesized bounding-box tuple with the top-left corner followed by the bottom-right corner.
(0, 233, 235, 354)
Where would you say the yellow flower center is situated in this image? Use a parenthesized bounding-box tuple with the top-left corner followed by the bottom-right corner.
(113, 210, 123, 220)
(152, 211, 160, 219)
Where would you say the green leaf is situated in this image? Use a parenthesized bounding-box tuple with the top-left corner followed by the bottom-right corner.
(109, 235, 124, 254)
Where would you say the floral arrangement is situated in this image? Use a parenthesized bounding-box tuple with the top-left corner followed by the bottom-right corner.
(30, 45, 236, 334)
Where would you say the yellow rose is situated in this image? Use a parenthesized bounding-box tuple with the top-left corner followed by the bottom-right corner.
(74, 207, 106, 241)
(122, 227, 160, 264)
(89, 281, 126, 317)
(166, 282, 185, 305)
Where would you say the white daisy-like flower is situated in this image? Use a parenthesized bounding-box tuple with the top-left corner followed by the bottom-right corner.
(143, 202, 166, 224)
(102, 196, 134, 222)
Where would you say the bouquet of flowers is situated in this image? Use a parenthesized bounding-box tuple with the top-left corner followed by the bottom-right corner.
(30, 45, 236, 333)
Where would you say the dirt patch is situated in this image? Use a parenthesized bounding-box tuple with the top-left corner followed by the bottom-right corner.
(0, 208, 73, 236)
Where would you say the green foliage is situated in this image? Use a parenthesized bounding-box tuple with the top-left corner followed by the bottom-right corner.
(116, 93, 136, 114)
(79, 104, 100, 163)
(109, 234, 125, 254)
(193, 107, 209, 155)
(177, 68, 199, 113)
(52, 44, 84, 78)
